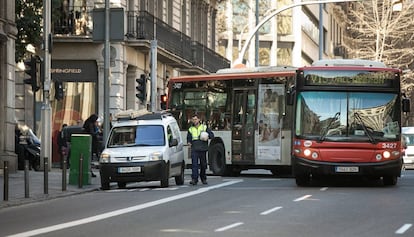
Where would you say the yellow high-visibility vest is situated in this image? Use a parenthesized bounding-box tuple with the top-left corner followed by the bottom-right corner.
(189, 124, 206, 140)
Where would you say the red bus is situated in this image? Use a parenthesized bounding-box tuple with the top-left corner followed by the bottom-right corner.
(290, 59, 410, 186)
(167, 66, 296, 176)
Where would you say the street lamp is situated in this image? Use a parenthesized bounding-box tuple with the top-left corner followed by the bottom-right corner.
(234, 0, 359, 66)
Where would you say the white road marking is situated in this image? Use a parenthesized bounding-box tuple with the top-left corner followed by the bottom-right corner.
(260, 206, 283, 215)
(6, 180, 243, 237)
(294, 195, 312, 202)
(215, 222, 244, 232)
(395, 224, 412, 234)
(320, 187, 328, 191)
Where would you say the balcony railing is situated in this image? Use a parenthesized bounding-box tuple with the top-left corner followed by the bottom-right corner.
(128, 10, 230, 72)
(53, 7, 230, 72)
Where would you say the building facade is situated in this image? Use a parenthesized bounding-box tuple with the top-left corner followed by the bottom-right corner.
(216, 0, 348, 67)
(0, 0, 18, 171)
(16, 0, 230, 167)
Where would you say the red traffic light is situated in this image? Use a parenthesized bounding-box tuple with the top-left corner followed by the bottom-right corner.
(160, 94, 167, 103)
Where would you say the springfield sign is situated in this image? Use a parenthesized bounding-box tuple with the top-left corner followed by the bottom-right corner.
(51, 60, 97, 82)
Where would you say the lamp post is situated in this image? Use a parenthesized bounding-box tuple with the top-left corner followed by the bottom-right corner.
(234, 0, 358, 66)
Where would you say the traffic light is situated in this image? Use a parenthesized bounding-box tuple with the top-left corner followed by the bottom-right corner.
(160, 94, 167, 110)
(54, 80, 64, 101)
(136, 74, 147, 103)
(23, 56, 40, 92)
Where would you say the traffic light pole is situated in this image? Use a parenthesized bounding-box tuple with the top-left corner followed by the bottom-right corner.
(150, 40, 157, 112)
(41, 0, 52, 170)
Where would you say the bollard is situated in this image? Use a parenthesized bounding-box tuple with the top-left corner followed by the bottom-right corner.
(3, 161, 8, 201)
(44, 157, 48, 195)
(62, 158, 67, 191)
(24, 159, 30, 198)
(79, 153, 83, 188)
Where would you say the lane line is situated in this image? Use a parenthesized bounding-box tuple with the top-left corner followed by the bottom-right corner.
(6, 180, 243, 237)
(260, 206, 283, 215)
(320, 187, 328, 191)
(293, 195, 312, 202)
(215, 222, 244, 232)
(396, 224, 412, 234)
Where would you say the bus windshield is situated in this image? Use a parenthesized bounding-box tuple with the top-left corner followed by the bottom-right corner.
(295, 91, 400, 142)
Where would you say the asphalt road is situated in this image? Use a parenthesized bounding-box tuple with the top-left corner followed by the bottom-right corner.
(1, 169, 414, 237)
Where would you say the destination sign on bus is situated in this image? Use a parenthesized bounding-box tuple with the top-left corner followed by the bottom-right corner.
(303, 70, 395, 87)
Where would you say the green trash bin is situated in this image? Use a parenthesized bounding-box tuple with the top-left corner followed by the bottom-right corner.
(69, 134, 91, 185)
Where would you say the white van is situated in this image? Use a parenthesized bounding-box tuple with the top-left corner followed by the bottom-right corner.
(99, 110, 185, 189)
(402, 127, 414, 169)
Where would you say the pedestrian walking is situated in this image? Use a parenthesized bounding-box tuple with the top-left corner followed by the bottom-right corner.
(83, 114, 100, 177)
(187, 114, 214, 185)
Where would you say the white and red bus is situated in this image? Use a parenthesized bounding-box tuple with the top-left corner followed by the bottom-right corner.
(290, 59, 410, 186)
(167, 66, 296, 176)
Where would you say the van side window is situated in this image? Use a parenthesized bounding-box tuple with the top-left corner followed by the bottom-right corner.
(167, 125, 173, 143)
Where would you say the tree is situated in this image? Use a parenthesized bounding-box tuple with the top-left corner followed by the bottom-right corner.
(15, 0, 43, 62)
(345, 0, 414, 124)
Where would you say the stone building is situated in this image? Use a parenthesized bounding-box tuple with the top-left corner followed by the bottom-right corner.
(16, 0, 230, 167)
(0, 0, 18, 171)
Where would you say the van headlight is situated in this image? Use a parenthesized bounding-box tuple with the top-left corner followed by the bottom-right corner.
(150, 151, 163, 161)
(100, 153, 111, 163)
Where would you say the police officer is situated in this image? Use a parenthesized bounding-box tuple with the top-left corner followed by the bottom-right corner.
(187, 114, 214, 185)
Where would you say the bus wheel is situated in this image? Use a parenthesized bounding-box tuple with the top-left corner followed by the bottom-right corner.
(295, 174, 310, 186)
(209, 143, 227, 176)
(383, 175, 397, 186)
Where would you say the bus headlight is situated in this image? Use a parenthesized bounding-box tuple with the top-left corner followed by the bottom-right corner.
(100, 153, 111, 163)
(383, 151, 391, 159)
(150, 152, 163, 161)
(311, 152, 319, 159)
(304, 149, 311, 156)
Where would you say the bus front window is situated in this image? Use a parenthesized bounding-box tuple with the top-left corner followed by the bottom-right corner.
(295, 91, 399, 141)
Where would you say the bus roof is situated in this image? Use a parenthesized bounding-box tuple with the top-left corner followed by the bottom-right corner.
(170, 66, 297, 82)
(311, 59, 387, 67)
(402, 127, 414, 134)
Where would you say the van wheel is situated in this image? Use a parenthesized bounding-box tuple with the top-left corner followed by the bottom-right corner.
(160, 162, 170, 188)
(175, 163, 185, 185)
(209, 143, 227, 175)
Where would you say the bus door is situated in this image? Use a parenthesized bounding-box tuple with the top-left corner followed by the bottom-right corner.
(232, 89, 256, 164)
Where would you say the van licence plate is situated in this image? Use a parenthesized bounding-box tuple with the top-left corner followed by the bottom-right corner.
(335, 166, 359, 173)
(118, 166, 141, 173)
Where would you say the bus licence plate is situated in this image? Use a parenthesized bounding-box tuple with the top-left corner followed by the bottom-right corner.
(335, 166, 359, 173)
(118, 166, 141, 173)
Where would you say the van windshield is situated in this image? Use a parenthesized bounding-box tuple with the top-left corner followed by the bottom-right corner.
(108, 125, 165, 147)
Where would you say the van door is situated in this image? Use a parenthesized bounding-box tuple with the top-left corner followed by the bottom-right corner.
(167, 122, 184, 174)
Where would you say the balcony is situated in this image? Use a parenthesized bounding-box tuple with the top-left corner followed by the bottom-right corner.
(52, 7, 230, 73)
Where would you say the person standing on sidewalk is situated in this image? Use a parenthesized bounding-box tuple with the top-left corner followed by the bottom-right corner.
(83, 114, 100, 177)
(187, 114, 214, 185)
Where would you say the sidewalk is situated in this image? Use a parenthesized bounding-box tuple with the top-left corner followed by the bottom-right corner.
(0, 167, 101, 209)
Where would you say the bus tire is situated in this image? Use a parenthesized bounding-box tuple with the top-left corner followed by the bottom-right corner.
(209, 143, 227, 176)
(117, 182, 127, 189)
(383, 175, 397, 186)
(295, 174, 310, 186)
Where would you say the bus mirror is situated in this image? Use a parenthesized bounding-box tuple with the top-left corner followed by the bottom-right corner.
(286, 86, 295, 106)
(402, 98, 410, 112)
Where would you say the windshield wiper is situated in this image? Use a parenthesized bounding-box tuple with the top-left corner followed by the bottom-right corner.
(353, 112, 376, 144)
(318, 112, 341, 143)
